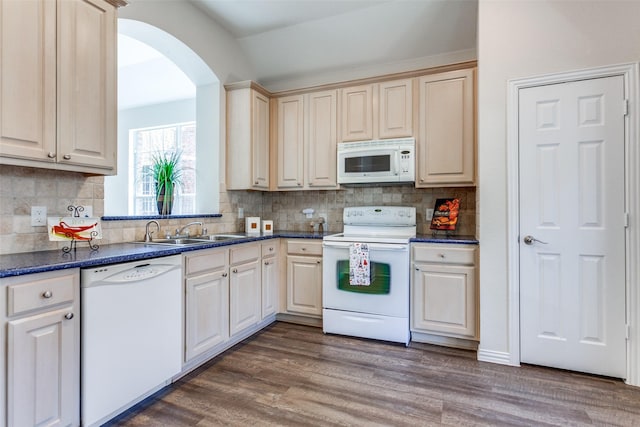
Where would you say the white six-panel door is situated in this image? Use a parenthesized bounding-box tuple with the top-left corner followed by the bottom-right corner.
(519, 76, 626, 378)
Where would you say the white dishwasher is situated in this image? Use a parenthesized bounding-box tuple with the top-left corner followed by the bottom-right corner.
(81, 255, 182, 427)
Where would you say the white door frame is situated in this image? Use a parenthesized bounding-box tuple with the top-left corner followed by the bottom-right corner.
(506, 63, 640, 386)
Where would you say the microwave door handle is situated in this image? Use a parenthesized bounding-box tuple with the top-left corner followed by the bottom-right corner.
(394, 151, 399, 175)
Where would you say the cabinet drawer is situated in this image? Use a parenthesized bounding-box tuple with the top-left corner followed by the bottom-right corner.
(412, 244, 476, 265)
(230, 243, 261, 266)
(261, 240, 280, 258)
(287, 240, 322, 256)
(185, 248, 228, 276)
(7, 272, 75, 316)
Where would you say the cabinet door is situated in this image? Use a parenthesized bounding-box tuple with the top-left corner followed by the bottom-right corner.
(417, 69, 475, 187)
(286, 255, 322, 316)
(276, 95, 304, 189)
(229, 260, 261, 336)
(262, 255, 279, 319)
(379, 79, 413, 139)
(7, 306, 78, 427)
(341, 85, 373, 142)
(307, 90, 338, 188)
(0, 0, 56, 162)
(412, 263, 476, 338)
(252, 90, 270, 189)
(57, 0, 117, 172)
(185, 269, 229, 362)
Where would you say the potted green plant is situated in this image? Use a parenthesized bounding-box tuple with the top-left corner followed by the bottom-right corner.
(150, 150, 182, 215)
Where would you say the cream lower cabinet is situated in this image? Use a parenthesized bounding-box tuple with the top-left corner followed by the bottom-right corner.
(261, 241, 280, 319)
(0, 0, 120, 174)
(1, 269, 80, 427)
(184, 248, 230, 363)
(229, 243, 262, 337)
(411, 244, 478, 341)
(416, 68, 475, 187)
(285, 240, 323, 317)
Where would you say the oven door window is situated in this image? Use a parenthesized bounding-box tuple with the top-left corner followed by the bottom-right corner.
(336, 260, 390, 294)
(344, 154, 390, 173)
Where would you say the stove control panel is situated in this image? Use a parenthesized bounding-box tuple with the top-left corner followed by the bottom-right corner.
(343, 206, 416, 226)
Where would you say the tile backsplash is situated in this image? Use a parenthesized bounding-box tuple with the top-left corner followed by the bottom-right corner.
(0, 165, 476, 255)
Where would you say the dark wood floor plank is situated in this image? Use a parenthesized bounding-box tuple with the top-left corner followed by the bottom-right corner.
(106, 322, 640, 427)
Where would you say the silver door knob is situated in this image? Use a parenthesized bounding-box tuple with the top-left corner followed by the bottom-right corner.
(523, 235, 548, 245)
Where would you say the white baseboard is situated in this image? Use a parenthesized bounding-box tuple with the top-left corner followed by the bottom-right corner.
(477, 348, 518, 366)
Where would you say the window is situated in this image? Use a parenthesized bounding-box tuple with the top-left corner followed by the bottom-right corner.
(130, 122, 196, 215)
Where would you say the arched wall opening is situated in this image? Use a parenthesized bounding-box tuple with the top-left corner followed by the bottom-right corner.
(105, 19, 220, 216)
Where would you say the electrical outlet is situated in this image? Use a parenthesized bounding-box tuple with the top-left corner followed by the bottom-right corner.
(31, 206, 47, 226)
(80, 205, 93, 217)
(238, 207, 244, 219)
(426, 208, 434, 221)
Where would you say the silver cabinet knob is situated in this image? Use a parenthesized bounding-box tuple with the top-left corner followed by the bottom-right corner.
(63, 154, 71, 160)
(222, 272, 228, 277)
(42, 290, 53, 299)
(232, 268, 238, 273)
(269, 247, 274, 251)
(316, 260, 321, 264)
(438, 253, 445, 258)
(523, 235, 548, 245)
(254, 180, 259, 185)
(264, 261, 270, 265)
(64, 312, 74, 320)
(301, 247, 306, 251)
(47, 152, 56, 158)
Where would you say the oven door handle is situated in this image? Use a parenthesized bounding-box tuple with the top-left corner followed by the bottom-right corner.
(323, 241, 409, 251)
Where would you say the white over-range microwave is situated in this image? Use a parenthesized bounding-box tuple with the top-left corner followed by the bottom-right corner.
(337, 137, 415, 184)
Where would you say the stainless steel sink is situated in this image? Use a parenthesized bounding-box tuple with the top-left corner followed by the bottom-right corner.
(134, 234, 247, 246)
(192, 234, 246, 242)
(136, 238, 211, 246)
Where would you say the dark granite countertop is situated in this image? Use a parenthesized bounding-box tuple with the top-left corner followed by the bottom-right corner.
(1, 231, 478, 278)
(411, 234, 479, 245)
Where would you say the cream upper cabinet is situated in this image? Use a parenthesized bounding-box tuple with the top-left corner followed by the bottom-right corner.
(276, 95, 305, 189)
(416, 68, 475, 187)
(341, 84, 374, 142)
(340, 79, 413, 142)
(0, 0, 120, 175)
(378, 79, 413, 139)
(307, 90, 338, 188)
(411, 244, 478, 341)
(226, 83, 271, 190)
(273, 90, 338, 190)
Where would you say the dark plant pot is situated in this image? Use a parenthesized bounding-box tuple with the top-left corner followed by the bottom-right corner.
(156, 184, 174, 215)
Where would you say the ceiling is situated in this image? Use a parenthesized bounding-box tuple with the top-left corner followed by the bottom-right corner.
(118, 0, 478, 109)
(190, 0, 478, 90)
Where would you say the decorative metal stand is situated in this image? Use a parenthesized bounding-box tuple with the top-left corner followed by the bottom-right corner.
(431, 230, 454, 238)
(62, 205, 99, 253)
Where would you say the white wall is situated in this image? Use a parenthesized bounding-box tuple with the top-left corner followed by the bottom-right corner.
(477, 0, 640, 362)
(119, 0, 254, 84)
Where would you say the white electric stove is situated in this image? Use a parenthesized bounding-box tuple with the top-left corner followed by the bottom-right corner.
(322, 206, 416, 344)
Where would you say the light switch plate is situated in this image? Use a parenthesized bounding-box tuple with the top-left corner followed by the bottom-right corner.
(426, 208, 434, 220)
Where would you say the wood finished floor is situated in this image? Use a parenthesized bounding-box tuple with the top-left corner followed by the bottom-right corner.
(106, 322, 640, 427)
